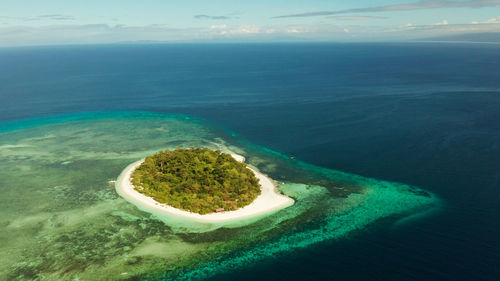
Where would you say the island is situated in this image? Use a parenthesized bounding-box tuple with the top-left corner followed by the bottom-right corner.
(116, 148, 294, 223)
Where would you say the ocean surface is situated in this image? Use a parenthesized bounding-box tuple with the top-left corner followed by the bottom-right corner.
(1, 43, 499, 280)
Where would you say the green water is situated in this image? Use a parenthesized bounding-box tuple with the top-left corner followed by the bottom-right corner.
(0, 112, 438, 281)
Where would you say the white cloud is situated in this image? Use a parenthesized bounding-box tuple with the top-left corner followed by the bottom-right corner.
(1, 16, 499, 47)
(486, 15, 500, 23)
(0, 24, 193, 46)
(237, 25, 260, 34)
(400, 23, 417, 30)
(210, 24, 227, 30)
(433, 19, 449, 25)
(472, 15, 500, 24)
(209, 24, 262, 35)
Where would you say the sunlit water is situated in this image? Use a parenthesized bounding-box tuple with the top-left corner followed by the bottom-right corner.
(1, 43, 499, 281)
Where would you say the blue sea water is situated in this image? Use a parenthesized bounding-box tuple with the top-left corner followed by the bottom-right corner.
(1, 43, 500, 280)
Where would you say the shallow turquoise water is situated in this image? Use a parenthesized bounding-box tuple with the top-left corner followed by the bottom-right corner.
(0, 111, 438, 280)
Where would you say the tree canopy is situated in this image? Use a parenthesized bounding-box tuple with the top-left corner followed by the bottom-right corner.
(131, 148, 261, 214)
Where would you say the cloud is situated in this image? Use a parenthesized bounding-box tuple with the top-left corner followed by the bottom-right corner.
(210, 24, 228, 30)
(274, 0, 500, 18)
(0, 24, 193, 46)
(433, 19, 449, 25)
(486, 15, 500, 22)
(472, 15, 500, 24)
(37, 14, 75, 21)
(329, 16, 387, 20)
(1, 16, 499, 47)
(400, 23, 417, 30)
(391, 18, 500, 38)
(205, 23, 367, 39)
(0, 23, 322, 47)
(195, 14, 232, 20)
(0, 14, 75, 22)
(209, 24, 263, 35)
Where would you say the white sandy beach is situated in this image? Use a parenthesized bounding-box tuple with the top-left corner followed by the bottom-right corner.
(115, 153, 294, 223)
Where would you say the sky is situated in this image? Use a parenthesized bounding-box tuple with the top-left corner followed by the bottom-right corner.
(0, 0, 500, 46)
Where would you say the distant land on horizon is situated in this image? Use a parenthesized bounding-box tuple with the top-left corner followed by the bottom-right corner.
(114, 31, 500, 44)
(424, 32, 500, 43)
(6, 34, 499, 48)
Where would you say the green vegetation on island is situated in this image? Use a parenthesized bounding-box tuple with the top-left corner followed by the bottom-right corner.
(131, 148, 261, 214)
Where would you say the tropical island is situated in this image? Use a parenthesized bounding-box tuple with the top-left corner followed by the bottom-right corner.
(116, 148, 294, 223)
(131, 148, 261, 214)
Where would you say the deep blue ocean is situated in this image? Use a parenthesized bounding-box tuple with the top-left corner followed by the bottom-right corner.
(1, 43, 499, 280)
